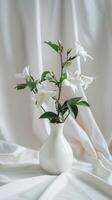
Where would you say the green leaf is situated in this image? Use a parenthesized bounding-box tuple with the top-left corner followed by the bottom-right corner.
(67, 97, 82, 105)
(61, 106, 68, 115)
(57, 40, 62, 46)
(41, 71, 54, 82)
(60, 101, 68, 115)
(15, 83, 27, 90)
(69, 55, 77, 61)
(63, 61, 72, 67)
(60, 72, 67, 83)
(75, 101, 90, 107)
(44, 41, 59, 53)
(55, 81, 60, 87)
(40, 112, 58, 119)
(26, 80, 37, 91)
(41, 71, 50, 79)
(50, 118, 58, 123)
(29, 75, 35, 82)
(57, 40, 63, 52)
(67, 48, 72, 55)
(68, 104, 78, 118)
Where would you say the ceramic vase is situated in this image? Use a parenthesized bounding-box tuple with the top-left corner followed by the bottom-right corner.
(39, 123, 73, 174)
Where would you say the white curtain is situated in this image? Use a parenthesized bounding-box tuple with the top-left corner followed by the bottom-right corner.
(0, 0, 112, 199)
(0, 0, 112, 149)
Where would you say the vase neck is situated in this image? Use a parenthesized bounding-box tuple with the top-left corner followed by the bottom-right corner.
(50, 123, 64, 136)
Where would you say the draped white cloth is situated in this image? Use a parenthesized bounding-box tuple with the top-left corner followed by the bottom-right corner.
(0, 0, 112, 199)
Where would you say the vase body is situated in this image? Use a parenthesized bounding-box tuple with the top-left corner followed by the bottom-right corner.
(39, 123, 73, 174)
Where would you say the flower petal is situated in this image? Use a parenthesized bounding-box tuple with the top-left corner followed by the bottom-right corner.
(15, 66, 30, 79)
(75, 41, 93, 62)
(81, 75, 95, 90)
(23, 66, 30, 76)
(32, 89, 56, 108)
(66, 69, 94, 90)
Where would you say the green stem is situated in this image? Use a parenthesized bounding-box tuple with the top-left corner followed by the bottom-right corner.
(63, 55, 77, 68)
(64, 110, 70, 122)
(41, 105, 46, 112)
(56, 52, 64, 119)
(58, 53, 63, 101)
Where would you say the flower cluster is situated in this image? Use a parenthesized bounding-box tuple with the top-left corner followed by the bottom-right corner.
(15, 41, 93, 123)
(66, 70, 95, 90)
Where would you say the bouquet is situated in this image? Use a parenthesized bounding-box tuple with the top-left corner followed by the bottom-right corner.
(15, 40, 94, 123)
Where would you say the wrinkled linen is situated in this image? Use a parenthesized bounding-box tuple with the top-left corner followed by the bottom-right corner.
(0, 140, 112, 200)
(0, 0, 112, 199)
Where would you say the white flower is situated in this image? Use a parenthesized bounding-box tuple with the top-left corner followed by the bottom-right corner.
(66, 70, 94, 90)
(15, 66, 30, 79)
(32, 89, 56, 107)
(81, 74, 95, 90)
(75, 42, 93, 62)
(66, 70, 82, 91)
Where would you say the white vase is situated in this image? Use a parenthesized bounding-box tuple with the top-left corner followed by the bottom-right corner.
(39, 123, 73, 174)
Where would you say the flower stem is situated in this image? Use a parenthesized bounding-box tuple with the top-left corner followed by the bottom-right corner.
(58, 53, 63, 101)
(64, 110, 70, 122)
(56, 52, 64, 119)
(41, 105, 46, 112)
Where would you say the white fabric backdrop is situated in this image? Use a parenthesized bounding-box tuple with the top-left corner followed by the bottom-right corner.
(0, 0, 112, 199)
(0, 0, 112, 148)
